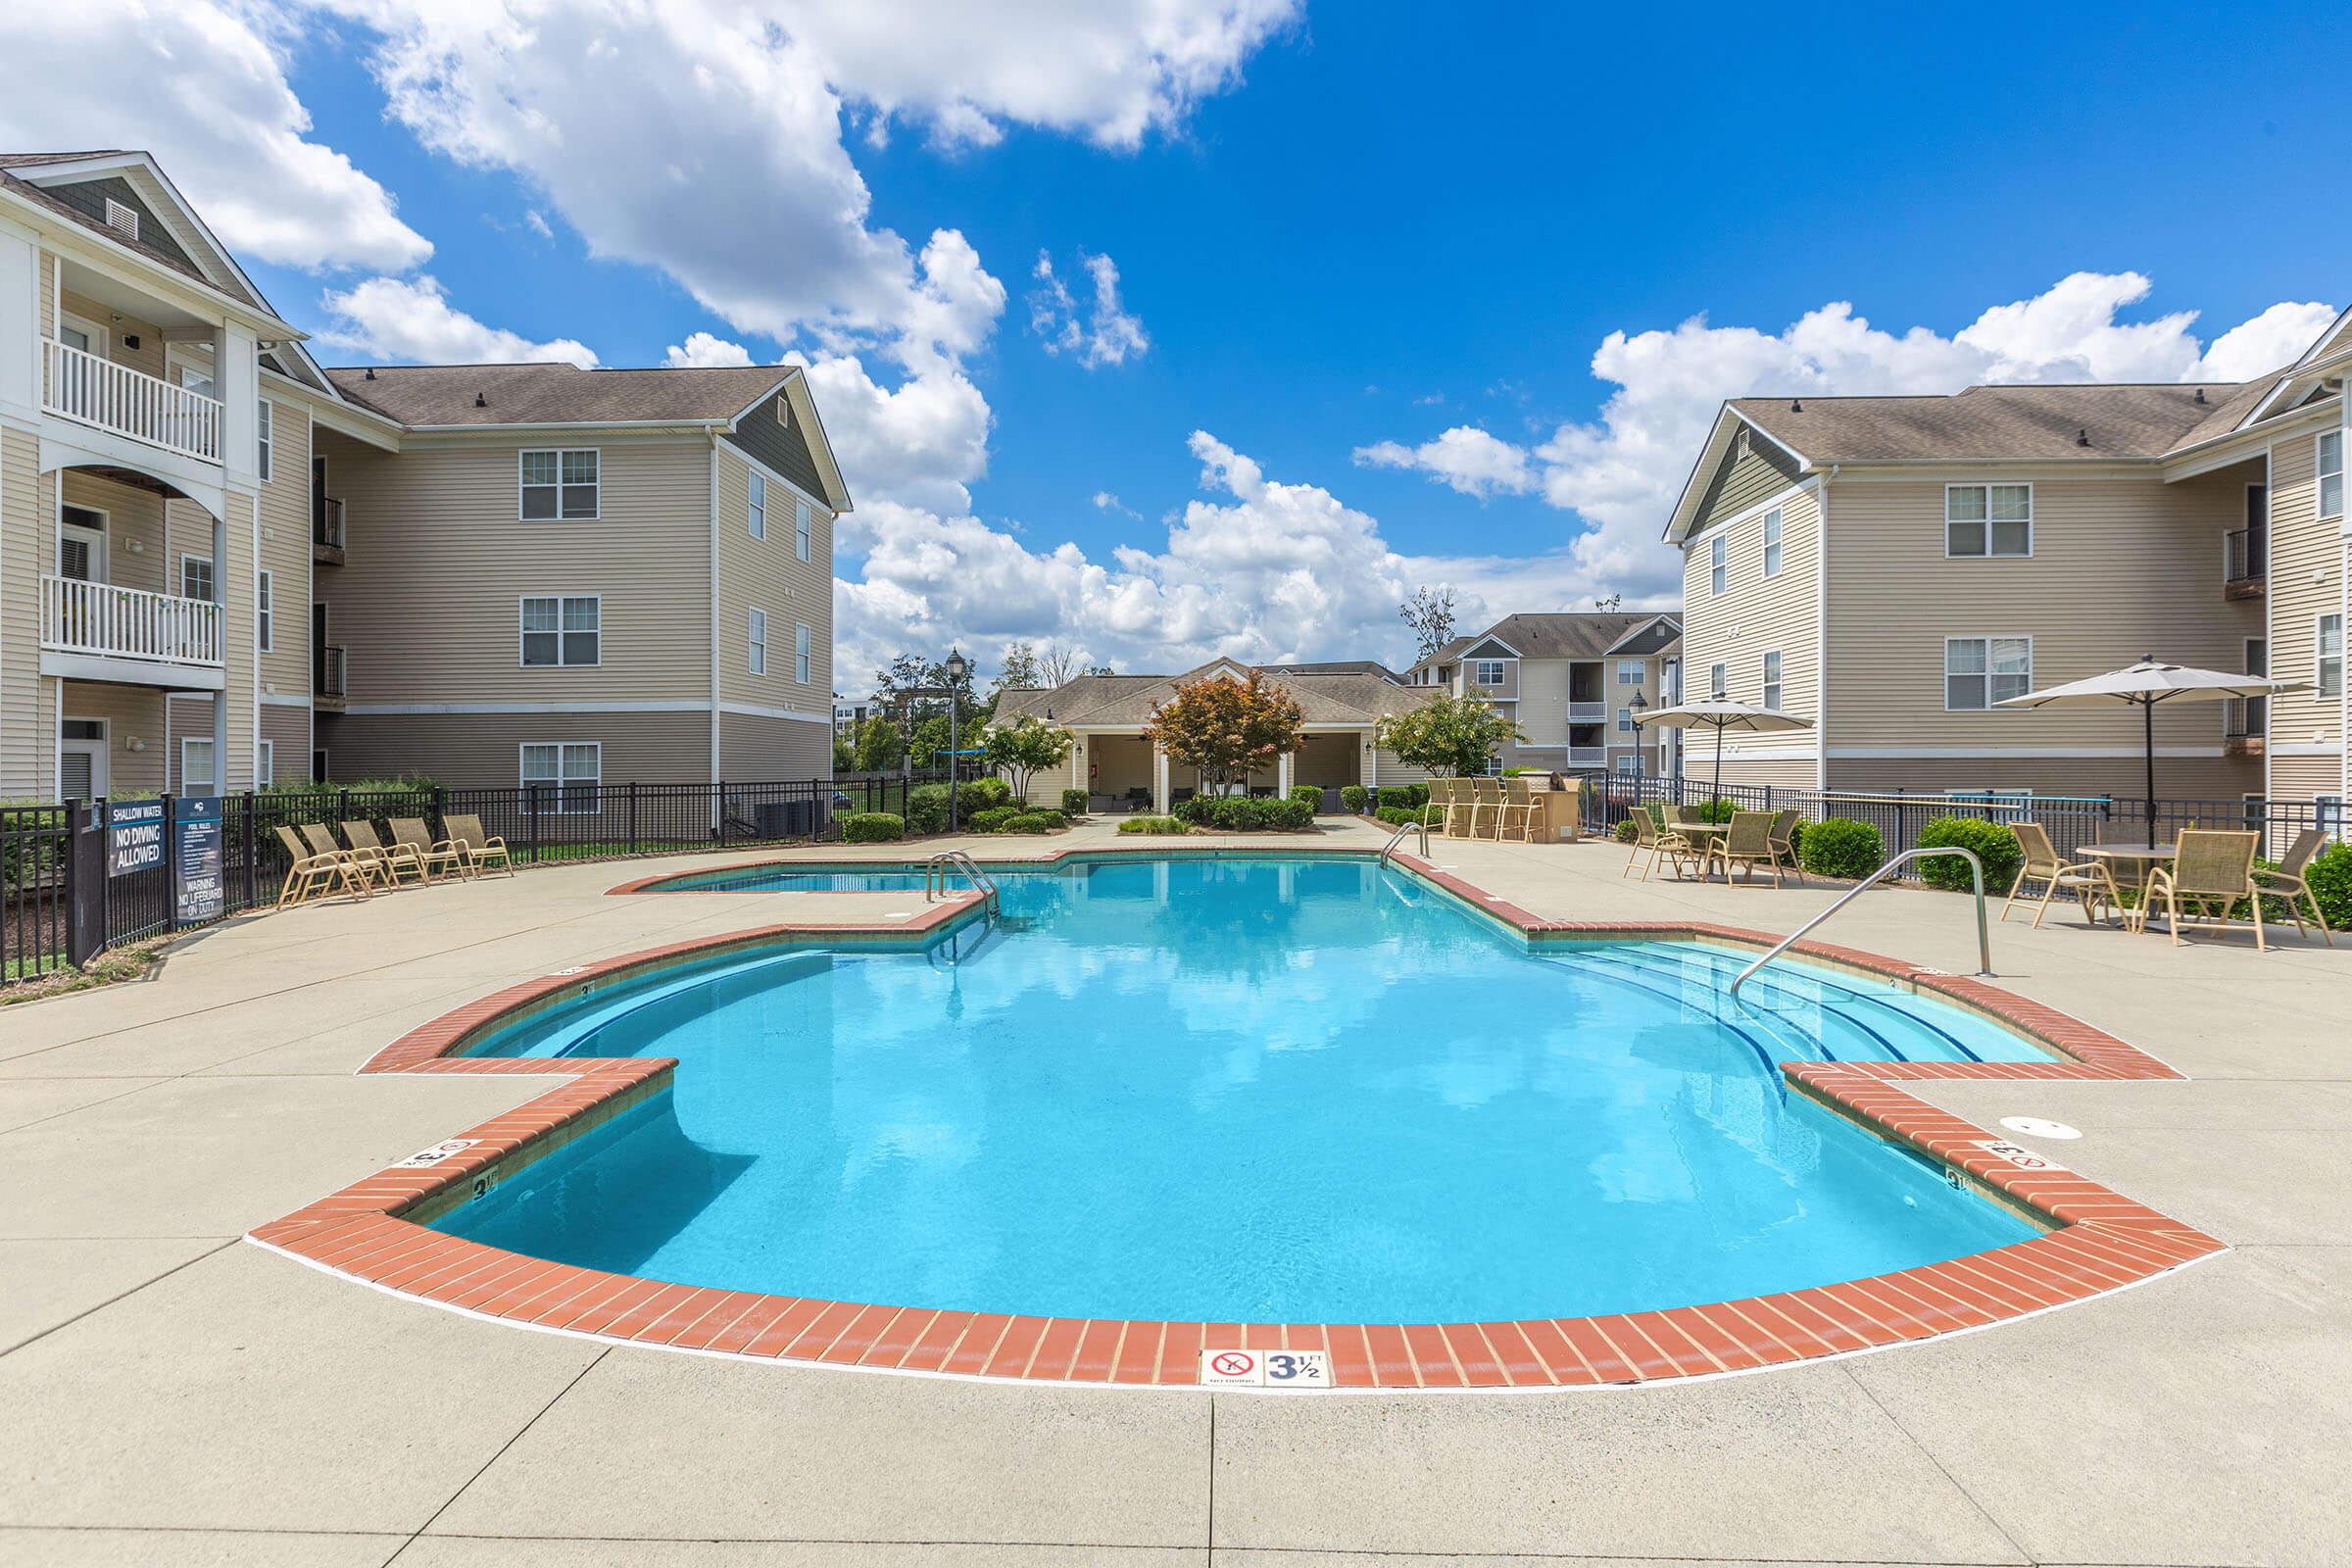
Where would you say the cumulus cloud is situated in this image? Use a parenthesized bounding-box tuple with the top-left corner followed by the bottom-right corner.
(1360, 273, 2342, 602)
(663, 332, 757, 368)
(0, 0, 429, 271)
(1029, 251, 1151, 368)
(316, 275, 598, 366)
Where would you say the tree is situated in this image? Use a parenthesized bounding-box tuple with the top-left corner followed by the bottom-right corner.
(1037, 643, 1080, 687)
(832, 732, 856, 772)
(1375, 690, 1527, 777)
(995, 640, 1044, 693)
(908, 714, 955, 771)
(850, 715, 905, 773)
(1400, 586, 1458, 664)
(1144, 670, 1305, 796)
(1080, 662, 1117, 677)
(979, 713, 1074, 803)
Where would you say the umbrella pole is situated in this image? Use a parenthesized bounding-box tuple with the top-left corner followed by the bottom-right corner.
(1712, 720, 1725, 806)
(2143, 698, 2157, 837)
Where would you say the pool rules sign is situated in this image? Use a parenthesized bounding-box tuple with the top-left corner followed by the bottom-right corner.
(173, 795, 224, 924)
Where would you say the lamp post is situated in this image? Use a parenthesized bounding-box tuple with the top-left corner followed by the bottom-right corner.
(943, 647, 968, 834)
(1627, 690, 1648, 814)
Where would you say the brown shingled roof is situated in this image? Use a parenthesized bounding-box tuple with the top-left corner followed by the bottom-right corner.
(1731, 382, 2248, 463)
(0, 155, 218, 296)
(321, 362, 795, 426)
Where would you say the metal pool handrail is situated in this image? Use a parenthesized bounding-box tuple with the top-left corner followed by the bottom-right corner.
(923, 850, 999, 914)
(1378, 816, 1428, 866)
(1729, 847, 1992, 1002)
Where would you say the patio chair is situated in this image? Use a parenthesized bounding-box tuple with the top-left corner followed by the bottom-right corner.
(297, 821, 382, 892)
(2138, 829, 2267, 950)
(388, 817, 470, 881)
(1622, 809, 1694, 881)
(2000, 820, 2120, 929)
(1497, 777, 1538, 842)
(440, 812, 514, 877)
(342, 819, 428, 888)
(2251, 827, 2335, 945)
(1645, 803, 1670, 833)
(1467, 777, 1506, 839)
(270, 824, 368, 906)
(1767, 809, 1806, 885)
(1424, 778, 1458, 837)
(1705, 810, 1787, 887)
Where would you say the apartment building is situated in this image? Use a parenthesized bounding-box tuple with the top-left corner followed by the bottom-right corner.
(1403, 612, 1683, 778)
(0, 150, 848, 804)
(1666, 306, 2349, 823)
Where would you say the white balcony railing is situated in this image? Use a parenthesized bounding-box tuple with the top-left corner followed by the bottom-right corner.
(40, 574, 223, 668)
(1565, 746, 1607, 765)
(41, 338, 222, 464)
(1567, 701, 1607, 721)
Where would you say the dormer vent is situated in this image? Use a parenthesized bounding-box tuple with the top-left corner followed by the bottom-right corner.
(102, 198, 139, 242)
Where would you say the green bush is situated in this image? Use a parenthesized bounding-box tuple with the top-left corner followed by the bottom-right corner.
(839, 812, 905, 844)
(1339, 784, 1369, 813)
(1171, 795, 1218, 825)
(1688, 797, 1737, 824)
(904, 783, 951, 835)
(966, 805, 1022, 834)
(958, 776, 1013, 812)
(2304, 843, 2352, 929)
(1117, 814, 1190, 835)
(1613, 817, 1641, 843)
(1257, 797, 1314, 830)
(1914, 815, 2023, 893)
(1288, 784, 1323, 808)
(1004, 811, 1062, 834)
(1798, 816, 1883, 879)
(1060, 789, 1090, 816)
(1377, 785, 1429, 811)
(1375, 805, 1444, 828)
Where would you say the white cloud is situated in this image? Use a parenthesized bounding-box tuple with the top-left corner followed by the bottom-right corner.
(663, 332, 757, 368)
(316, 275, 598, 366)
(1362, 273, 2342, 603)
(0, 0, 429, 272)
(1093, 490, 1142, 518)
(1029, 251, 1150, 368)
(802, 352, 994, 518)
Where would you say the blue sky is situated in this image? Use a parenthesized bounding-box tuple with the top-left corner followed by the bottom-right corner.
(8, 2, 2347, 683)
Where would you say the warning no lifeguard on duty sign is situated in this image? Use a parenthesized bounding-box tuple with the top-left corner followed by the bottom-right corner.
(1200, 1348, 1332, 1388)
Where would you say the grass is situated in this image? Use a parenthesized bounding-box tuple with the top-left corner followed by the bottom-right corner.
(0, 939, 167, 1005)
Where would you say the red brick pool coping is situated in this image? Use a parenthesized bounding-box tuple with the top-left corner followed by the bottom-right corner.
(251, 850, 2222, 1390)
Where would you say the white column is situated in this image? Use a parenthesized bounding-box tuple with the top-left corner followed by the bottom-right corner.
(1276, 750, 1294, 797)
(209, 508, 226, 792)
(1152, 745, 1170, 814)
(1359, 729, 1376, 788)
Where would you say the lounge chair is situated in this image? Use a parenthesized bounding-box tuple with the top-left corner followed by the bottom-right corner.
(1768, 810, 1805, 885)
(439, 812, 514, 877)
(1623, 809, 1694, 881)
(388, 817, 470, 880)
(1705, 810, 1787, 887)
(2137, 829, 2267, 950)
(270, 824, 368, 906)
(296, 821, 384, 892)
(2001, 820, 2119, 929)
(2251, 827, 2334, 945)
(343, 819, 428, 888)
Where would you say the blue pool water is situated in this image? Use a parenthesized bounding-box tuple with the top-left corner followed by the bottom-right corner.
(657, 866, 939, 893)
(440, 856, 2042, 1323)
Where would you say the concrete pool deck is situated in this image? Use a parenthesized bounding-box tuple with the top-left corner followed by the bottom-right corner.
(3, 817, 2348, 1564)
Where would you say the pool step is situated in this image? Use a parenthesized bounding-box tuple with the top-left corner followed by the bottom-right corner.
(1572, 944, 1984, 1065)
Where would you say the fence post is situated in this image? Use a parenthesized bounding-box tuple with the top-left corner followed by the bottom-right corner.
(239, 792, 256, 912)
(527, 783, 542, 864)
(162, 793, 180, 931)
(66, 802, 107, 967)
(717, 782, 730, 846)
(628, 781, 640, 857)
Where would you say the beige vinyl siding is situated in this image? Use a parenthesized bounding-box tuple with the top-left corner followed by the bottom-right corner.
(259, 701, 309, 783)
(219, 489, 257, 789)
(1512, 658, 1570, 746)
(255, 394, 313, 707)
(321, 436, 712, 704)
(0, 430, 43, 793)
(1827, 755, 2257, 801)
(37, 251, 53, 340)
(714, 443, 831, 711)
(58, 471, 165, 594)
(2267, 753, 2342, 813)
(1682, 484, 1820, 780)
(316, 709, 709, 791)
(1029, 741, 1087, 805)
(1373, 749, 1433, 787)
(63, 682, 169, 795)
(58, 290, 167, 382)
(2264, 416, 2344, 771)
(1822, 466, 2264, 795)
(716, 710, 831, 779)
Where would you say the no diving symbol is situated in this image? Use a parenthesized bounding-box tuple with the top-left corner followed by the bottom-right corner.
(1210, 1351, 1255, 1378)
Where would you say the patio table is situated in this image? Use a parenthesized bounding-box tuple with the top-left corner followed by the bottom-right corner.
(2082, 843, 2178, 929)
(1670, 820, 1731, 880)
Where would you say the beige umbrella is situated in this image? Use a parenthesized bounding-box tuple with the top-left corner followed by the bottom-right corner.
(1630, 700, 1814, 802)
(1997, 655, 2311, 832)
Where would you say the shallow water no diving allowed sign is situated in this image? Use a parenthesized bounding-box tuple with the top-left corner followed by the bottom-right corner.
(1200, 1348, 1332, 1388)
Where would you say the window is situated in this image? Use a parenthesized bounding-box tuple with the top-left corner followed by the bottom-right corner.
(1761, 508, 1784, 576)
(180, 736, 218, 794)
(102, 197, 139, 241)
(256, 399, 272, 481)
(1708, 662, 1726, 700)
(1709, 534, 1726, 595)
(1614, 753, 1641, 775)
(180, 555, 214, 603)
(749, 608, 767, 675)
(1482, 753, 1504, 776)
(1473, 659, 1507, 687)
(795, 621, 812, 684)
(2320, 613, 2344, 700)
(519, 596, 601, 666)
(748, 471, 765, 539)
(257, 739, 274, 788)
(1945, 636, 2033, 710)
(2321, 430, 2345, 520)
(1762, 650, 1784, 710)
(312, 749, 329, 784)
(1946, 483, 2033, 557)
(795, 497, 811, 562)
(257, 570, 273, 653)
(521, 742, 601, 813)
(1616, 706, 1634, 734)
(2319, 796, 2347, 842)
(519, 449, 599, 519)
(1617, 659, 1643, 685)
(2242, 794, 2269, 833)
(170, 348, 215, 400)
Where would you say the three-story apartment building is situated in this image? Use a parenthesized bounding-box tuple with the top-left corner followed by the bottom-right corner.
(0, 150, 849, 803)
(1666, 306, 2349, 825)
(1403, 612, 1683, 778)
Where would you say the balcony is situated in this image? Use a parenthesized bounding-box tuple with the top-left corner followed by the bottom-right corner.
(1566, 700, 1607, 722)
(39, 574, 223, 687)
(2224, 526, 2265, 599)
(314, 496, 346, 565)
(1564, 746, 1606, 767)
(42, 338, 222, 465)
(2224, 696, 2266, 758)
(315, 644, 348, 709)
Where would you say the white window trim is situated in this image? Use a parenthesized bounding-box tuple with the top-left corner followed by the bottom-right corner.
(58, 715, 108, 802)
(749, 606, 767, 675)
(748, 470, 765, 540)
(518, 741, 603, 813)
(795, 497, 811, 562)
(257, 738, 274, 788)
(58, 501, 108, 581)
(1943, 634, 2035, 711)
(179, 735, 219, 794)
(257, 568, 273, 653)
(1473, 659, 1509, 687)
(1944, 482, 2034, 559)
(1708, 662, 1727, 700)
(1709, 534, 1727, 596)
(256, 397, 273, 482)
(2318, 612, 2345, 701)
(1761, 508, 1784, 577)
(517, 448, 602, 521)
(165, 343, 215, 397)
(179, 552, 215, 604)
(1761, 649, 1784, 710)
(517, 593, 603, 669)
(58, 311, 109, 358)
(2318, 428, 2345, 520)
(795, 620, 812, 685)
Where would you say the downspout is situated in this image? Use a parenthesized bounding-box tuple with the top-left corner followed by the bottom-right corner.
(1816, 464, 1837, 792)
(708, 433, 721, 810)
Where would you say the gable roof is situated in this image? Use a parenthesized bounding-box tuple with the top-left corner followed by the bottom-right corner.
(1729, 382, 2241, 466)
(1426, 612, 1664, 665)
(323, 363, 798, 425)
(995, 666, 1434, 728)
(0, 151, 280, 318)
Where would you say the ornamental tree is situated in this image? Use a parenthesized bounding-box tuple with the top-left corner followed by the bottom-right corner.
(980, 713, 1075, 803)
(1144, 670, 1305, 796)
(1374, 691, 1527, 777)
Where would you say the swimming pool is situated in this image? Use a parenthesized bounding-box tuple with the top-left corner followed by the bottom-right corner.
(654, 865, 940, 892)
(434, 856, 2049, 1325)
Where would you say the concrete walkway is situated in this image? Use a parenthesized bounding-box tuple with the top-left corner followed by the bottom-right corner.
(2, 818, 2347, 1565)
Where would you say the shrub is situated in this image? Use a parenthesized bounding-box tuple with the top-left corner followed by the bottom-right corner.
(967, 805, 1022, 834)
(1060, 789, 1090, 816)
(1004, 811, 1062, 835)
(839, 812, 904, 844)
(2305, 843, 2352, 930)
(1288, 784, 1323, 808)
(1117, 814, 1190, 835)
(958, 776, 1013, 812)
(1216, 797, 1272, 830)
(1689, 797, 1737, 824)
(1171, 795, 1219, 825)
(1914, 815, 2023, 893)
(1799, 816, 1883, 879)
(1378, 785, 1428, 812)
(1614, 818, 1641, 843)
(904, 784, 951, 835)
(1375, 805, 1444, 828)
(1256, 797, 1314, 831)
(1339, 784, 1370, 813)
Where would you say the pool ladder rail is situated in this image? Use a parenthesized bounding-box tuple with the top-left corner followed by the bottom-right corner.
(1377, 817, 1429, 867)
(1728, 846, 1993, 1004)
(923, 850, 1000, 915)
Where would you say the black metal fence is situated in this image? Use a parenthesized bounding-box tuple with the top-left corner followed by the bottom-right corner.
(1, 773, 950, 987)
